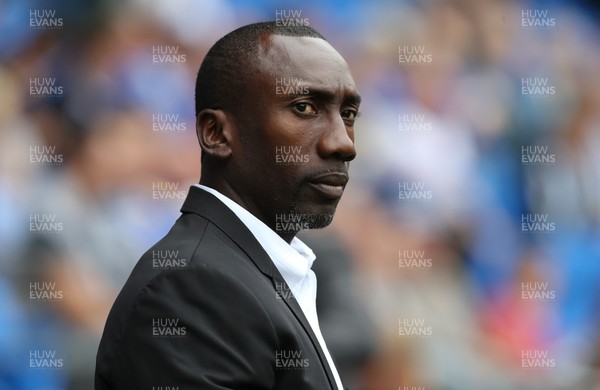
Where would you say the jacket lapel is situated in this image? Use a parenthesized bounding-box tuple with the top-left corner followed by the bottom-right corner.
(270, 273, 337, 388)
(181, 186, 337, 388)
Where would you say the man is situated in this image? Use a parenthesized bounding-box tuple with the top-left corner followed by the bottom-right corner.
(96, 21, 361, 389)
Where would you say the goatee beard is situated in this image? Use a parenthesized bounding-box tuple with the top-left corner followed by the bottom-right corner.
(286, 202, 334, 231)
(299, 212, 334, 230)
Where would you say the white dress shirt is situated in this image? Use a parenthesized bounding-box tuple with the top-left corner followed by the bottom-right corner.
(194, 184, 344, 389)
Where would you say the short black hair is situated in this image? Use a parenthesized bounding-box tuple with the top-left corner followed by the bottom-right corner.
(194, 21, 325, 117)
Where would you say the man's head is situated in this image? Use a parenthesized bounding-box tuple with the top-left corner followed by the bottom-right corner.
(195, 21, 360, 241)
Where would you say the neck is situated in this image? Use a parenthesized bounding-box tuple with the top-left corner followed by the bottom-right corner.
(199, 175, 296, 244)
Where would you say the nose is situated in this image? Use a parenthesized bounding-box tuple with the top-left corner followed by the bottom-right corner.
(316, 113, 356, 162)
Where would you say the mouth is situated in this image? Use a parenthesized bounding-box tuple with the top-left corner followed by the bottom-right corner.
(307, 172, 349, 200)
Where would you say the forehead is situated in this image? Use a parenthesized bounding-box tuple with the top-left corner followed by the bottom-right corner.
(256, 35, 357, 92)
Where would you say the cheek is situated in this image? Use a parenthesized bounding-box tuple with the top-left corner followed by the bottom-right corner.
(236, 110, 318, 179)
(268, 115, 321, 155)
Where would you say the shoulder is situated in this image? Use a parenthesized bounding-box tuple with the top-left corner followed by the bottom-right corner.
(98, 262, 279, 389)
(105, 211, 274, 337)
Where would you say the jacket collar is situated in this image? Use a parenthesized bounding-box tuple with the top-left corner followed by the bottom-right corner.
(181, 185, 277, 278)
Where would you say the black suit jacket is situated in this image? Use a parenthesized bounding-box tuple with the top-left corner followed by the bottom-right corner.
(95, 186, 340, 389)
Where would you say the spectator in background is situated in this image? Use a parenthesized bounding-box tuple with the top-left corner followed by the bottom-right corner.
(18, 101, 154, 388)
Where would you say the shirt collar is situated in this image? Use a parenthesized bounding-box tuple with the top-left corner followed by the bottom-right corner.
(194, 184, 316, 287)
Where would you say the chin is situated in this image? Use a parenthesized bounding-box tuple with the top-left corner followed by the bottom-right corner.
(290, 205, 335, 230)
(285, 196, 339, 229)
(302, 212, 334, 230)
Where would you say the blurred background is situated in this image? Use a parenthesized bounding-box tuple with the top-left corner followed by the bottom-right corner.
(1, 0, 599, 389)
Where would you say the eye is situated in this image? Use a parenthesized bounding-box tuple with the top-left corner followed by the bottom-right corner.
(294, 102, 317, 115)
(341, 109, 359, 121)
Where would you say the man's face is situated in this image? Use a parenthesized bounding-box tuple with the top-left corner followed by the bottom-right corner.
(228, 35, 360, 237)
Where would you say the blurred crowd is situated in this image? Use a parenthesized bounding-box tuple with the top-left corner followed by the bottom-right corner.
(1, 0, 599, 389)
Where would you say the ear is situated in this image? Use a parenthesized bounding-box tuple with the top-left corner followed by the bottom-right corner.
(196, 109, 233, 160)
